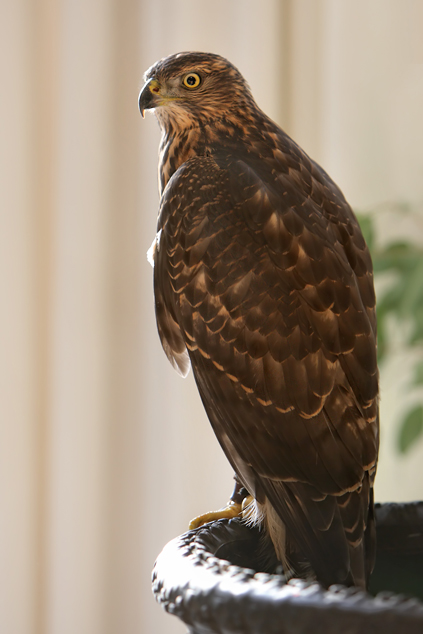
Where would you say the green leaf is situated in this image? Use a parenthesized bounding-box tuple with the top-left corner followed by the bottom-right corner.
(413, 361, 423, 385)
(372, 251, 420, 275)
(410, 310, 423, 344)
(398, 258, 423, 319)
(376, 319, 387, 363)
(376, 285, 404, 329)
(384, 241, 414, 252)
(398, 405, 423, 453)
(356, 214, 374, 251)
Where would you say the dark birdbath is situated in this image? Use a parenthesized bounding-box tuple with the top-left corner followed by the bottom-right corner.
(152, 502, 423, 633)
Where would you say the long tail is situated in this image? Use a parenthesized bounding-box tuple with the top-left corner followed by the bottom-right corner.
(249, 476, 375, 589)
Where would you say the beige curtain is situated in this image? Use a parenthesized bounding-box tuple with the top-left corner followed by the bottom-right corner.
(1, 1, 423, 633)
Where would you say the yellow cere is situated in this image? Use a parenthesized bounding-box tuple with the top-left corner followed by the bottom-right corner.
(149, 79, 161, 94)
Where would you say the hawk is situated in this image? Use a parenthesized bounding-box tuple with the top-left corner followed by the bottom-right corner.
(139, 52, 379, 589)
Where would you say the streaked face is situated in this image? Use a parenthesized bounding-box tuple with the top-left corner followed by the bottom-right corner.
(139, 51, 253, 126)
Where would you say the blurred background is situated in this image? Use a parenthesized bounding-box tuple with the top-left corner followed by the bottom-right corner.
(1, 1, 423, 633)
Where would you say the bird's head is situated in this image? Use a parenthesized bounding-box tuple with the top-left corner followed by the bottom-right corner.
(139, 52, 255, 130)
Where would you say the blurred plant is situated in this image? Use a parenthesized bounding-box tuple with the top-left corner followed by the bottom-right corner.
(357, 206, 423, 454)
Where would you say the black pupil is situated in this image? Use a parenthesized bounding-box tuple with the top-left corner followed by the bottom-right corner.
(186, 75, 197, 86)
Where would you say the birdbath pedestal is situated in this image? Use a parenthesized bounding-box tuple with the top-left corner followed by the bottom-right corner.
(152, 502, 423, 634)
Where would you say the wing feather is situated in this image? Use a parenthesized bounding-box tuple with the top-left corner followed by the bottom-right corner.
(153, 150, 378, 586)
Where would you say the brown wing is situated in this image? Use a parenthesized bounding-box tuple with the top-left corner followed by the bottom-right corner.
(153, 151, 379, 587)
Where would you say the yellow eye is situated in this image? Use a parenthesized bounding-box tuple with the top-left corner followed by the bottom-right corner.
(182, 73, 201, 89)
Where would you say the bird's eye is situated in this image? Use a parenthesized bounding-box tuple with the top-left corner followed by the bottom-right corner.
(182, 73, 201, 89)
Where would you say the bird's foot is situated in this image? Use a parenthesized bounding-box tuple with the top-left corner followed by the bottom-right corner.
(189, 500, 242, 529)
(188, 495, 255, 529)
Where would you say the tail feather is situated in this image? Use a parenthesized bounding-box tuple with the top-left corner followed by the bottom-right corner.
(254, 476, 375, 589)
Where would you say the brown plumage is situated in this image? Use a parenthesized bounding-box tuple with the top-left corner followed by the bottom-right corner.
(139, 52, 379, 589)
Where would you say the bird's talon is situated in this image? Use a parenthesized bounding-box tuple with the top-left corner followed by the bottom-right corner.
(189, 500, 242, 530)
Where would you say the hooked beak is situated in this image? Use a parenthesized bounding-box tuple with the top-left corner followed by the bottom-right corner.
(138, 79, 161, 118)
